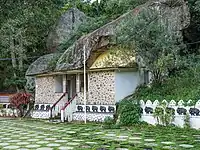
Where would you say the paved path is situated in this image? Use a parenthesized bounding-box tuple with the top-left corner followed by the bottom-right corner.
(0, 119, 199, 149)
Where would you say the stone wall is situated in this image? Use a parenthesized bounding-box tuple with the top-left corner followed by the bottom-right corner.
(35, 71, 115, 105)
(76, 92, 88, 104)
(35, 76, 63, 104)
(88, 71, 115, 105)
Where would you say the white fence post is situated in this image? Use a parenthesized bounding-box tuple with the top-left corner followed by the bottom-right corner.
(61, 109, 64, 122)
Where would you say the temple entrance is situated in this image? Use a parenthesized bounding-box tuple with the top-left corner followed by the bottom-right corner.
(66, 74, 76, 100)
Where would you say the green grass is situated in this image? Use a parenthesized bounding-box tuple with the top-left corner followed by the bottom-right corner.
(0, 119, 199, 149)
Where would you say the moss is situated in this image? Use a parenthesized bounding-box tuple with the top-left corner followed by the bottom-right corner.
(47, 54, 62, 71)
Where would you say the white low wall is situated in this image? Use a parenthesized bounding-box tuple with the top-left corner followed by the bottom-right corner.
(31, 104, 52, 119)
(140, 100, 200, 129)
(32, 111, 50, 119)
(0, 103, 18, 117)
(25, 100, 200, 129)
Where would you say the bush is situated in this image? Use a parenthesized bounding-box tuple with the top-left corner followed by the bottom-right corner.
(103, 116, 120, 129)
(117, 99, 141, 125)
(104, 116, 115, 126)
(153, 103, 175, 126)
(0, 104, 3, 109)
(132, 59, 200, 102)
(9, 92, 32, 117)
(184, 113, 191, 129)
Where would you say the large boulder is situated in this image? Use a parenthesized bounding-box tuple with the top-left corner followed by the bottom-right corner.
(27, 0, 190, 76)
(47, 8, 88, 51)
(55, 0, 190, 71)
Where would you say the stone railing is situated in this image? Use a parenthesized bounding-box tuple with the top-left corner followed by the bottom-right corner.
(140, 100, 200, 129)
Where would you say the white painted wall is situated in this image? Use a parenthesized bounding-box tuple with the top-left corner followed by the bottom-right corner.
(115, 70, 140, 103)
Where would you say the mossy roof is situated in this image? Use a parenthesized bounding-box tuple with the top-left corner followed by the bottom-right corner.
(26, 53, 62, 76)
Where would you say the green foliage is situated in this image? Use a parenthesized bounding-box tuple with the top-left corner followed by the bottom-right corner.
(103, 116, 119, 129)
(184, 0, 200, 53)
(99, 0, 148, 18)
(0, 104, 3, 109)
(57, 15, 110, 51)
(117, 99, 141, 125)
(153, 102, 175, 126)
(61, 0, 93, 16)
(117, 9, 184, 84)
(58, 0, 148, 52)
(133, 55, 200, 102)
(0, 0, 64, 91)
(0, 0, 150, 92)
(184, 113, 191, 129)
(47, 54, 62, 71)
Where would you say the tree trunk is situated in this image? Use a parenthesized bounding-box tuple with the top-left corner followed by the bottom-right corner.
(18, 35, 24, 72)
(10, 35, 19, 92)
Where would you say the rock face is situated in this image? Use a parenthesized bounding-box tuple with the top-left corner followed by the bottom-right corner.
(55, 0, 190, 71)
(46, 8, 87, 52)
(27, 0, 190, 76)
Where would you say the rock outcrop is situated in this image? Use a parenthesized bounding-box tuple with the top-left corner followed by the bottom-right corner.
(47, 8, 88, 52)
(55, 0, 190, 71)
(27, 0, 190, 76)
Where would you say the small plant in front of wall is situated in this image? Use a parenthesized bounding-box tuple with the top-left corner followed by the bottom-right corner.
(184, 112, 191, 129)
(153, 102, 175, 126)
(103, 116, 120, 129)
(0, 109, 6, 117)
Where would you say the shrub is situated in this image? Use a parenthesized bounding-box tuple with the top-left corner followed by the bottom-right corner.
(104, 116, 114, 125)
(0, 104, 3, 109)
(153, 103, 175, 126)
(9, 92, 32, 117)
(184, 113, 191, 129)
(117, 99, 141, 125)
(103, 116, 120, 129)
(132, 60, 200, 102)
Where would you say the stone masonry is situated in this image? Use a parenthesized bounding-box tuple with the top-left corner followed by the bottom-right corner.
(35, 76, 63, 104)
(35, 71, 115, 105)
(88, 71, 115, 105)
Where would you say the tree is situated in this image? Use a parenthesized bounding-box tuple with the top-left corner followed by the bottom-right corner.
(184, 0, 200, 53)
(0, 0, 65, 92)
(117, 10, 183, 84)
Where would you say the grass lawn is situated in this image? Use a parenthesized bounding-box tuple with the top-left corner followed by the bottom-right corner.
(0, 119, 199, 150)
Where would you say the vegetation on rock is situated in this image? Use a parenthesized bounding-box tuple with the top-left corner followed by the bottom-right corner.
(117, 8, 187, 84)
(132, 56, 200, 102)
